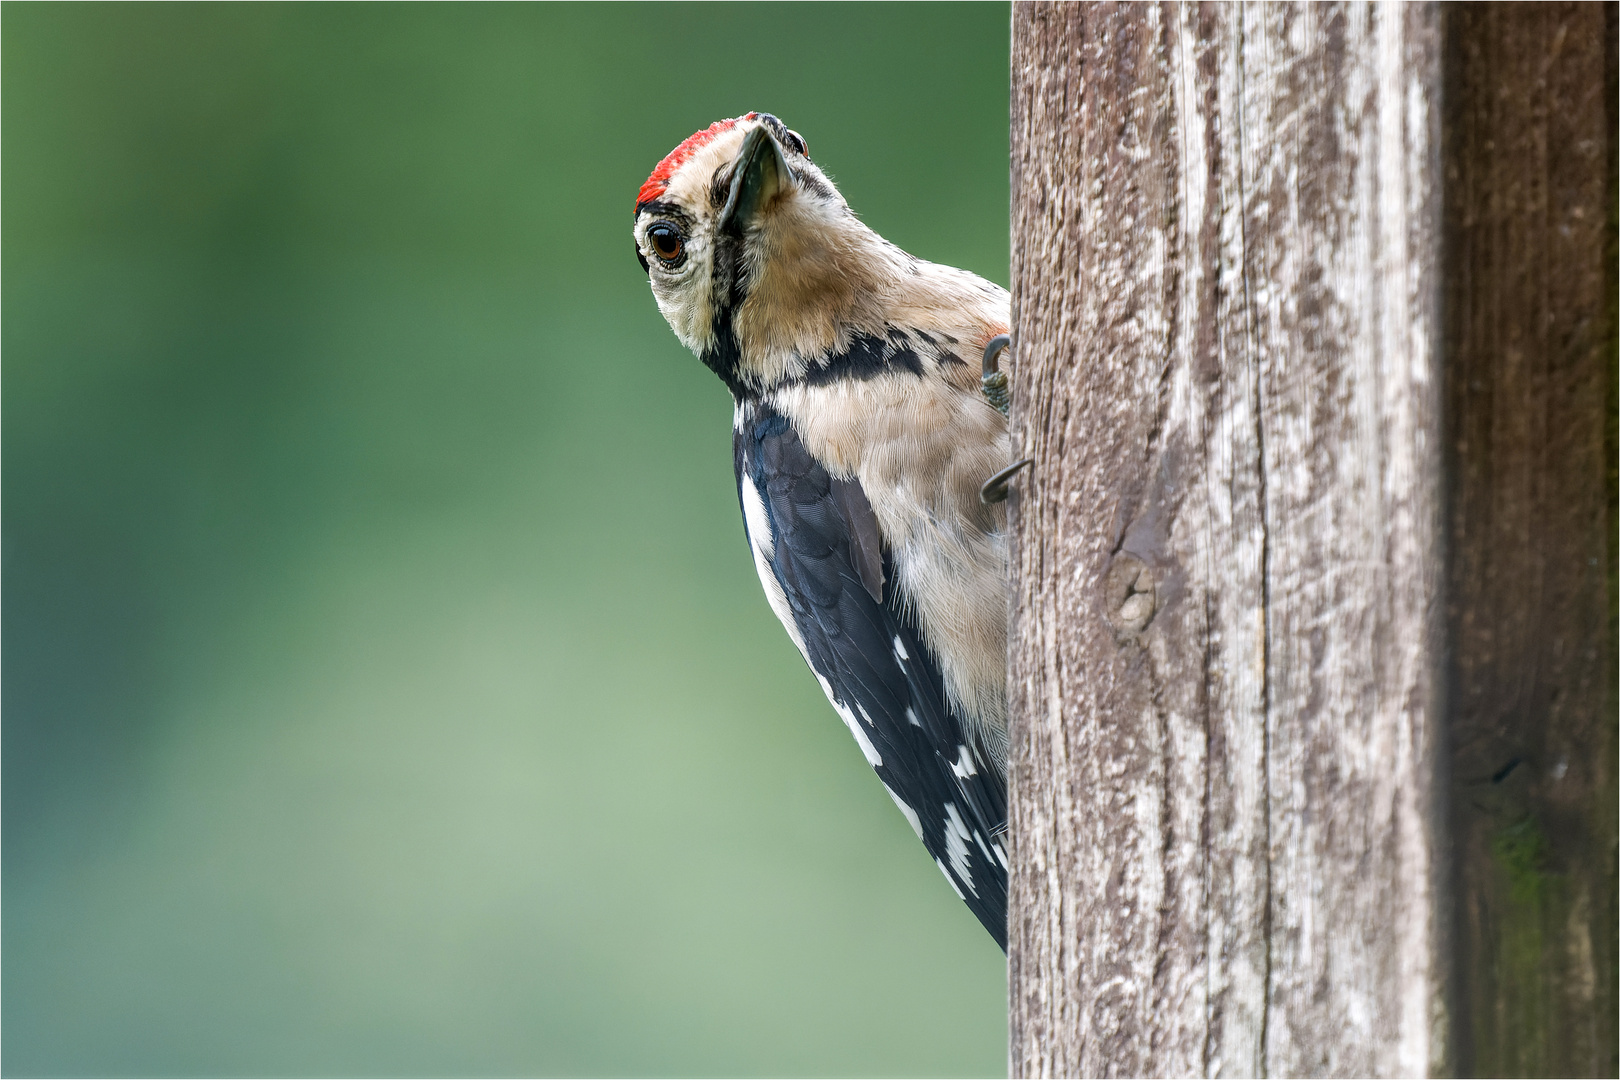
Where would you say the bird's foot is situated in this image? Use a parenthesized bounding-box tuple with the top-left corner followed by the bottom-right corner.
(981, 334, 1012, 416)
(980, 458, 1033, 504)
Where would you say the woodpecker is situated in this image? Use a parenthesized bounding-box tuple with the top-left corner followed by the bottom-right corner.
(634, 113, 1014, 949)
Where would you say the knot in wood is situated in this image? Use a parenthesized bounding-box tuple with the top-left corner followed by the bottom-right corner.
(1104, 552, 1158, 642)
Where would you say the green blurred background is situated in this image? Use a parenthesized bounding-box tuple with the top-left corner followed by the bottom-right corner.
(2, 4, 1012, 1076)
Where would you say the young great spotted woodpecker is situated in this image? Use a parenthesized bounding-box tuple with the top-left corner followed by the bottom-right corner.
(634, 113, 1020, 950)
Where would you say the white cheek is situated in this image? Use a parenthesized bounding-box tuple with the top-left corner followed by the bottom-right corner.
(651, 263, 714, 354)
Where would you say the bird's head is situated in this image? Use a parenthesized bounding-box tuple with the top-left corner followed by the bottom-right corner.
(633, 113, 907, 394)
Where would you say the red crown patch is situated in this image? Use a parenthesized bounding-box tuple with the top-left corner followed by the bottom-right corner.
(636, 113, 757, 210)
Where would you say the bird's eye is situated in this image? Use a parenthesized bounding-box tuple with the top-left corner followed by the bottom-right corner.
(647, 223, 684, 263)
(785, 129, 808, 157)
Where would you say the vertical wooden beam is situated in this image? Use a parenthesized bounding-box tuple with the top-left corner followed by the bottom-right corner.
(1443, 5, 1618, 1076)
(1008, 4, 1446, 1074)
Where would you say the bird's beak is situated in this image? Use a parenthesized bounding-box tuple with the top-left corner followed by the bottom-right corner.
(717, 125, 794, 234)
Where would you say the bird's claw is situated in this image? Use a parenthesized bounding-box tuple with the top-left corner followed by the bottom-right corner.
(980, 457, 1033, 505)
(981, 334, 1012, 416)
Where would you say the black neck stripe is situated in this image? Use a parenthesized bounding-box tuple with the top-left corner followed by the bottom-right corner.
(803, 329, 924, 386)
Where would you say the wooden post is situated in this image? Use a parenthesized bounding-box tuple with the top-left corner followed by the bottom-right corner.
(1443, 5, 1618, 1076)
(1007, 2, 1615, 1076)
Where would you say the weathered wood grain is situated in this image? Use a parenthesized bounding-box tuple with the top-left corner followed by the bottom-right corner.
(1443, 5, 1618, 1076)
(1008, 4, 1446, 1075)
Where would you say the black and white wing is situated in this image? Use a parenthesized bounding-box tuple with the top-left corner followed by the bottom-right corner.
(734, 399, 1008, 949)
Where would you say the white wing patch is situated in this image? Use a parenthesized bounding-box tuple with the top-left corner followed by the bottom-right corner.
(816, 673, 883, 768)
(741, 476, 810, 659)
(942, 802, 978, 897)
(950, 744, 978, 779)
(936, 858, 966, 900)
(741, 476, 774, 559)
(884, 784, 924, 839)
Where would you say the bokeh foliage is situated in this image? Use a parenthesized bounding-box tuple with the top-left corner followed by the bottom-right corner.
(3, 3, 1012, 1076)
